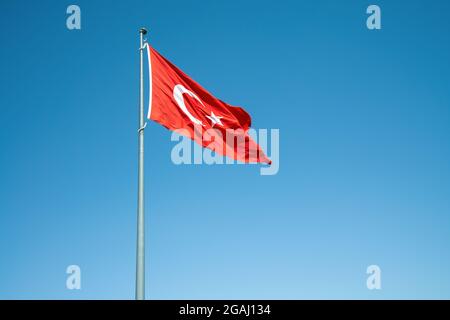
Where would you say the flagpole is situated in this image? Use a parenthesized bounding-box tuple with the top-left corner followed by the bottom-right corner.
(136, 27, 147, 300)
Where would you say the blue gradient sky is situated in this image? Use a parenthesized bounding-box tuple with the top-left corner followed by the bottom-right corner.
(1, 0, 450, 299)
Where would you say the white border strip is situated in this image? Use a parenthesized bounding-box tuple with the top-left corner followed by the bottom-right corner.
(145, 43, 152, 119)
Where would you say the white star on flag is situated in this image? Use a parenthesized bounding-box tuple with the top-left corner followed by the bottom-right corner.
(206, 111, 223, 127)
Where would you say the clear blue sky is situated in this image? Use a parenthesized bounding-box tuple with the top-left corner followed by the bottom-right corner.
(1, 0, 450, 299)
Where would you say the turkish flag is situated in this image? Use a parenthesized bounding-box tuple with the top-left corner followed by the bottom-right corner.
(146, 45, 271, 164)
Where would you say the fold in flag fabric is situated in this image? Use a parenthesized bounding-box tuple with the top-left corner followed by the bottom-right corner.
(145, 44, 271, 164)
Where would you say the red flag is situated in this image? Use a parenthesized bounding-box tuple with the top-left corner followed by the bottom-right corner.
(146, 45, 271, 164)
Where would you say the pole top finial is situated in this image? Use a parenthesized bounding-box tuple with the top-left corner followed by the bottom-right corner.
(140, 28, 148, 35)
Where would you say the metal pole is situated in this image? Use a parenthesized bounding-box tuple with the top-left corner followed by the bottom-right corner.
(136, 27, 147, 300)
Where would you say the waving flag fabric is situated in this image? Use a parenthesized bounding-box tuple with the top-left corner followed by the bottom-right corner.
(146, 45, 271, 164)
